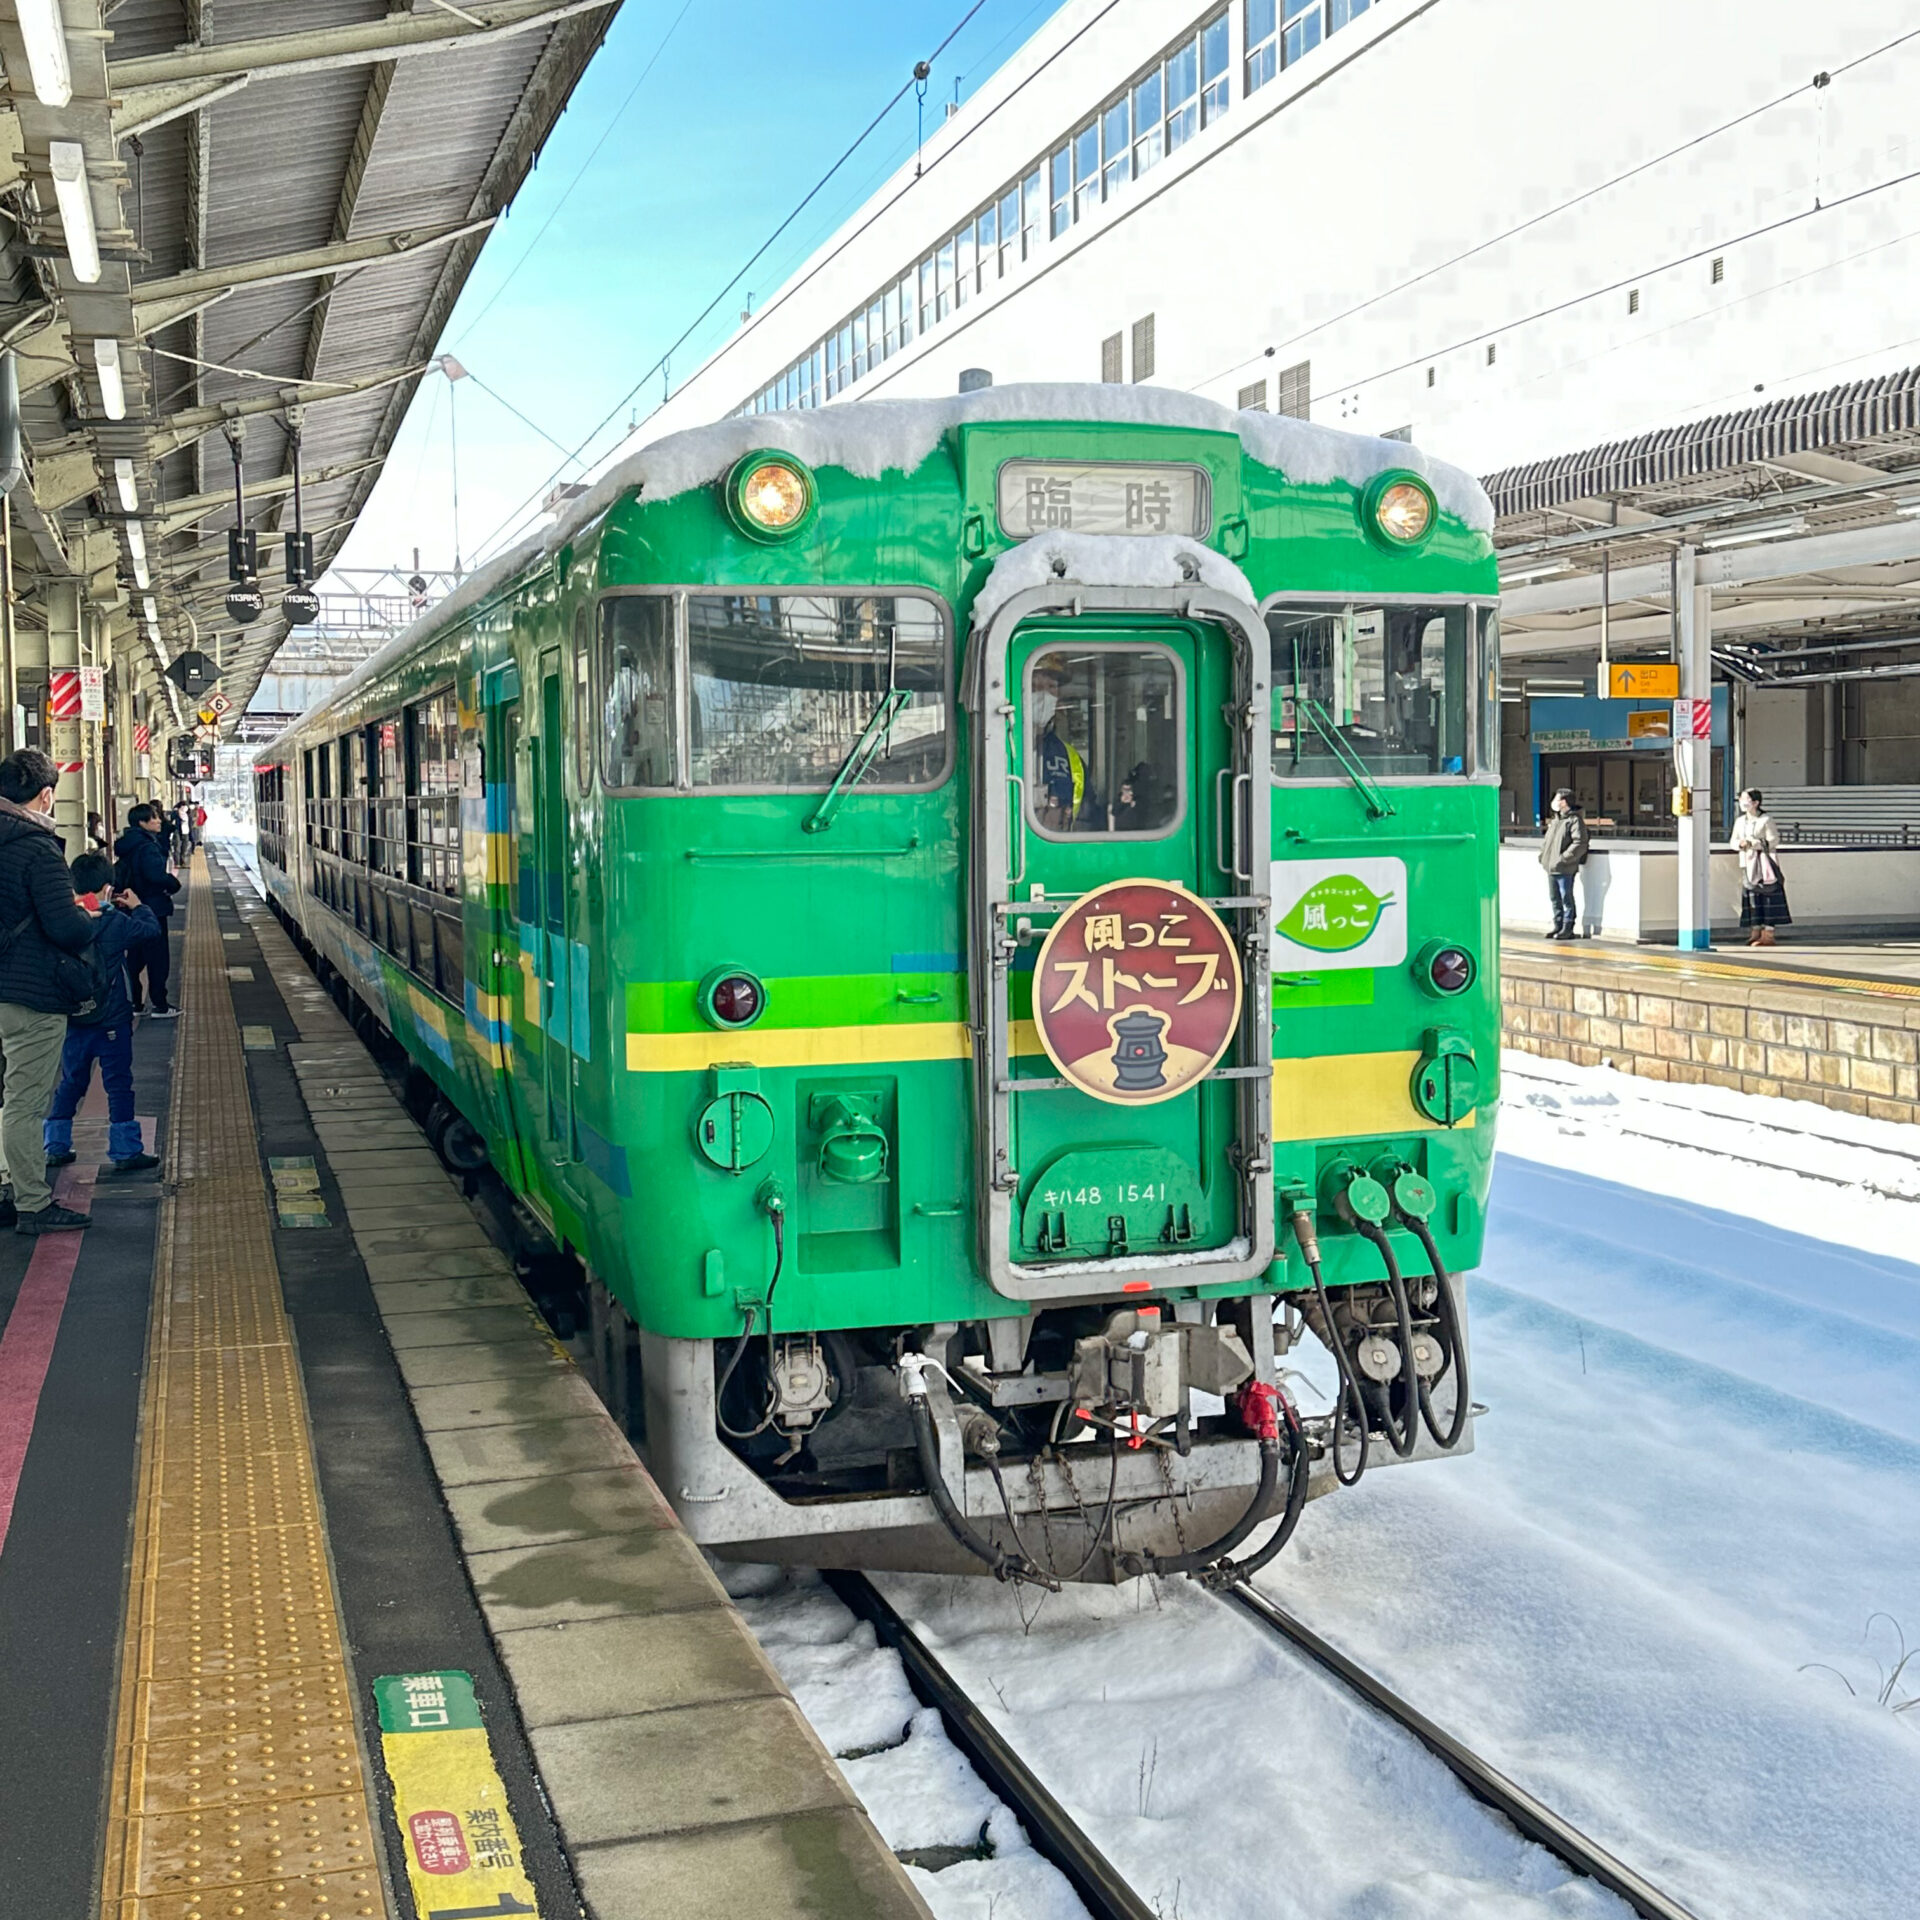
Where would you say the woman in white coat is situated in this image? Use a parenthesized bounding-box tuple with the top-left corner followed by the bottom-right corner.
(1731, 788, 1791, 945)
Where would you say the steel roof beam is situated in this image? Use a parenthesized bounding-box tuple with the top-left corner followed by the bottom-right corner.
(131, 221, 495, 337)
(148, 364, 430, 459)
(152, 458, 383, 537)
(110, 0, 614, 136)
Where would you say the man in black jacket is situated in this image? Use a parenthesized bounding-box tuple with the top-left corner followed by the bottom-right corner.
(114, 802, 180, 1017)
(0, 749, 100, 1231)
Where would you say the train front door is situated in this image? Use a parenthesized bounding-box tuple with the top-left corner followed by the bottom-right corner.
(968, 583, 1274, 1300)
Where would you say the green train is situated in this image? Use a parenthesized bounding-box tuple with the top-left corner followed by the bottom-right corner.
(256, 387, 1500, 1584)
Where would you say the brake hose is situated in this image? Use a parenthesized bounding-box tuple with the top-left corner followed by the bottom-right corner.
(1354, 1219, 1421, 1459)
(901, 1356, 1056, 1587)
(1404, 1214, 1471, 1450)
(1211, 1385, 1311, 1583)
(1129, 1393, 1283, 1579)
(1292, 1208, 1368, 1486)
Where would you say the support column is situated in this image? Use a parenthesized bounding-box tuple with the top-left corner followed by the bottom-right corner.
(1675, 545, 1712, 951)
(46, 581, 84, 857)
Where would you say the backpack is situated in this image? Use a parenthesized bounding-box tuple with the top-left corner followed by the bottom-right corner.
(0, 910, 114, 1022)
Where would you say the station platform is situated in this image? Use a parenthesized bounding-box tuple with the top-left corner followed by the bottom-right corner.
(0, 852, 928, 1920)
(1502, 931, 1920, 1124)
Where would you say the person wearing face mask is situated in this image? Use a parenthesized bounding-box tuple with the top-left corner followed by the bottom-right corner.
(1732, 787, 1790, 946)
(1537, 787, 1589, 940)
(0, 749, 106, 1232)
(1032, 664, 1086, 831)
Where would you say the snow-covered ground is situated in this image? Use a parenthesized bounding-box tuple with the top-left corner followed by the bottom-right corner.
(734, 1053, 1920, 1919)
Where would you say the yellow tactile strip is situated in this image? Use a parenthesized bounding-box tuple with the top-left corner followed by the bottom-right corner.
(1505, 936, 1920, 1001)
(100, 856, 389, 1920)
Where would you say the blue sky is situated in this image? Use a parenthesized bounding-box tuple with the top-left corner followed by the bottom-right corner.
(335, 0, 1057, 581)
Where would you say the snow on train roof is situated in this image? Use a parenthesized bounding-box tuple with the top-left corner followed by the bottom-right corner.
(970, 532, 1256, 629)
(271, 386, 1489, 751)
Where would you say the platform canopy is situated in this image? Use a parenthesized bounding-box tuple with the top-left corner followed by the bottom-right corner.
(1487, 366, 1920, 687)
(0, 0, 619, 749)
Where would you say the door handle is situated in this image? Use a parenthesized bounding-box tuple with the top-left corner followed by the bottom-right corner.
(1232, 772, 1254, 884)
(1007, 773, 1027, 886)
(1214, 770, 1231, 878)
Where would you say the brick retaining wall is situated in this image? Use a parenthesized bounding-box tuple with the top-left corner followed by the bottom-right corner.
(1501, 951, 1920, 1127)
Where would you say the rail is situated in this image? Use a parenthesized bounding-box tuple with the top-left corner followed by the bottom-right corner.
(823, 1572, 1155, 1920)
(1216, 1584, 1701, 1920)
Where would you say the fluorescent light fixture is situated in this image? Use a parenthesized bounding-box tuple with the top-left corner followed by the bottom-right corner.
(15, 0, 73, 107)
(48, 141, 100, 284)
(1701, 514, 1806, 550)
(125, 519, 150, 589)
(141, 594, 158, 623)
(93, 338, 125, 420)
(113, 458, 137, 513)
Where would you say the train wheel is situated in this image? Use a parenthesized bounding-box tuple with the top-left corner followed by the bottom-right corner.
(439, 1115, 488, 1173)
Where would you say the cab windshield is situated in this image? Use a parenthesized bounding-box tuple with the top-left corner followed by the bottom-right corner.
(1268, 601, 1490, 779)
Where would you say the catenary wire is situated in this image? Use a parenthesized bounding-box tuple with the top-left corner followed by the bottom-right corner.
(467, 0, 1107, 564)
(453, 0, 703, 343)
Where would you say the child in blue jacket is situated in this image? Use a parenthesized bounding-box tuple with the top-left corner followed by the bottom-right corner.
(45, 852, 161, 1173)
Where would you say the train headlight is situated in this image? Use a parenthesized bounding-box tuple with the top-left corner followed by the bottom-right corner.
(725, 451, 816, 542)
(698, 965, 766, 1029)
(1363, 472, 1436, 548)
(1415, 940, 1476, 997)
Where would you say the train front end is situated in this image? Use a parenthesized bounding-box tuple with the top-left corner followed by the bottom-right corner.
(590, 397, 1499, 1582)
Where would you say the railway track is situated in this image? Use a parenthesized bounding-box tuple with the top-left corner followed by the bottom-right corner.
(827, 1570, 1700, 1920)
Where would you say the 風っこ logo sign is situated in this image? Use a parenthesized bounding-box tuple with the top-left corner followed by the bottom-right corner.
(1270, 857, 1407, 971)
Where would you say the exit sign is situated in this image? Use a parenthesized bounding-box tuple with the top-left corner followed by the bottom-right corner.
(1607, 662, 1680, 698)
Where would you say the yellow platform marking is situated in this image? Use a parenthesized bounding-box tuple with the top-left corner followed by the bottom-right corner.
(100, 855, 388, 1920)
(375, 1671, 541, 1917)
(1504, 937, 1920, 1001)
(1272, 1049, 1474, 1141)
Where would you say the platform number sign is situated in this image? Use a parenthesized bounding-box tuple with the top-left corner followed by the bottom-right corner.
(374, 1671, 540, 1917)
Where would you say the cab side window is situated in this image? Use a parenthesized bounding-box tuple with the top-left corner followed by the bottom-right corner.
(600, 596, 676, 789)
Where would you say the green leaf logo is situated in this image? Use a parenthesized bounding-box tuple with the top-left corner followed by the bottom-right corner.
(1276, 875, 1393, 953)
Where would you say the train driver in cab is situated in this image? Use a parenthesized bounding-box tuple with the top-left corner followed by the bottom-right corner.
(1032, 661, 1088, 832)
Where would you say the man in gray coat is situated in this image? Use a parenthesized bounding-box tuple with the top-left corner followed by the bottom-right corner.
(1538, 787, 1589, 941)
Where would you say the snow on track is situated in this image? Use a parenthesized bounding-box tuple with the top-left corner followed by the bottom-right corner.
(730, 1058, 1919, 1918)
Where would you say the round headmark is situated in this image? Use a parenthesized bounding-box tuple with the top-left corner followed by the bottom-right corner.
(1031, 879, 1242, 1106)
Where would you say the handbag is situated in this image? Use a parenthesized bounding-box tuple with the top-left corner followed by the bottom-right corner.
(1752, 849, 1784, 891)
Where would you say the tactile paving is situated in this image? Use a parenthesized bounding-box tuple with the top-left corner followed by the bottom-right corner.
(100, 857, 389, 1920)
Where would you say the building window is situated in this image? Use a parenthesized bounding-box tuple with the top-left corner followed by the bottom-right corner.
(974, 204, 997, 293)
(1101, 333, 1124, 384)
(1627, 288, 1640, 314)
(953, 223, 974, 310)
(1486, 342, 1497, 365)
(1020, 166, 1043, 256)
(1201, 11, 1230, 122)
(1329, 0, 1369, 30)
(1049, 144, 1071, 238)
(1165, 33, 1199, 151)
(997, 186, 1021, 275)
(1282, 0, 1322, 68)
(1132, 68, 1164, 175)
(1101, 94, 1132, 199)
(1132, 313, 1156, 383)
(1072, 120, 1100, 221)
(1238, 379, 1268, 411)
(936, 235, 955, 321)
(1276, 359, 1310, 418)
(919, 256, 936, 333)
(1426, 366, 1435, 387)
(1711, 255, 1725, 283)
(1246, 0, 1278, 92)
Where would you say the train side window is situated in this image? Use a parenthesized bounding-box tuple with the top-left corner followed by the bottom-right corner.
(685, 592, 949, 791)
(1025, 644, 1183, 839)
(600, 596, 677, 790)
(1476, 607, 1500, 778)
(302, 750, 315, 845)
(571, 607, 592, 793)
(1268, 601, 1472, 780)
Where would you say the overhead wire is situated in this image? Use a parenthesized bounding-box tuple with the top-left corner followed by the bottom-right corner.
(454, 0, 704, 343)
(466, 0, 1097, 565)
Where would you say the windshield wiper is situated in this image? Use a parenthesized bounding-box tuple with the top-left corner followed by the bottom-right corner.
(805, 627, 912, 834)
(1298, 694, 1396, 820)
